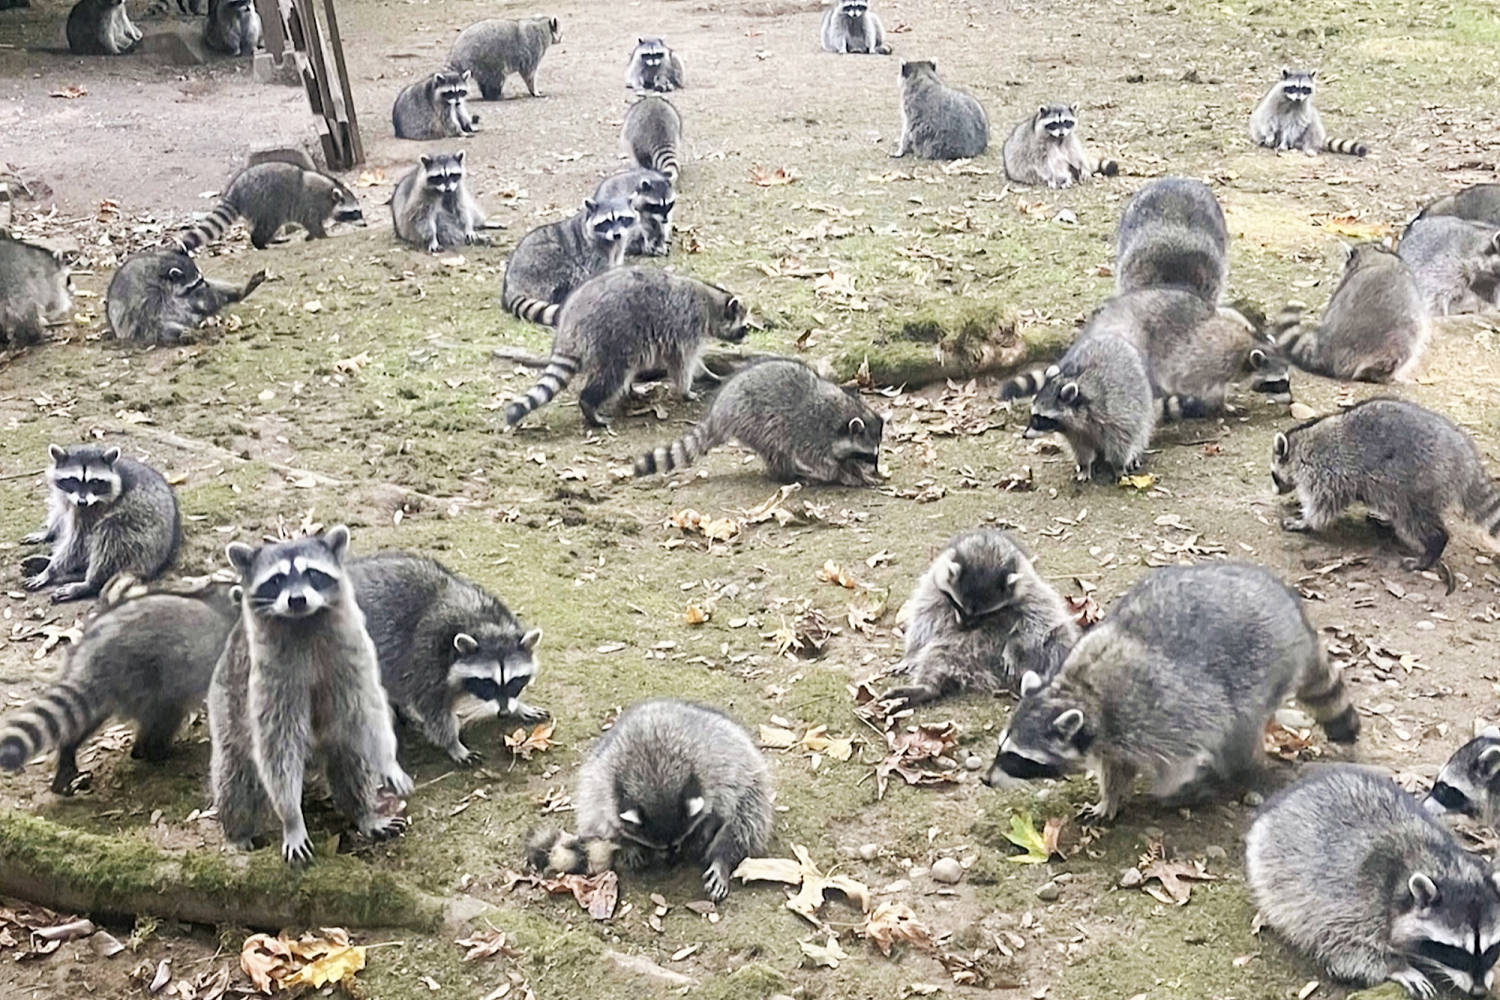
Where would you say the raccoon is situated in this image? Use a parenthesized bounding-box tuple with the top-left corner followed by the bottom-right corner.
(177, 161, 364, 252)
(633, 358, 884, 486)
(209, 527, 412, 864)
(246, 148, 318, 171)
(391, 152, 488, 253)
(1273, 244, 1430, 382)
(1270, 397, 1500, 592)
(1250, 69, 1369, 157)
(1398, 216, 1500, 316)
(820, 0, 890, 54)
(500, 200, 635, 326)
(393, 69, 479, 140)
(882, 529, 1079, 709)
(625, 37, 684, 92)
(448, 16, 560, 100)
(591, 168, 674, 257)
(892, 60, 988, 160)
(622, 95, 683, 183)
(1115, 177, 1230, 304)
(1427, 727, 1500, 825)
(203, 0, 259, 55)
(0, 577, 237, 794)
(347, 552, 545, 766)
(505, 267, 747, 428)
(66, 0, 141, 55)
(1002, 105, 1118, 189)
(1247, 766, 1500, 998)
(984, 563, 1358, 821)
(20, 444, 181, 604)
(0, 233, 73, 348)
(530, 699, 773, 902)
(1418, 184, 1500, 228)
(107, 249, 265, 344)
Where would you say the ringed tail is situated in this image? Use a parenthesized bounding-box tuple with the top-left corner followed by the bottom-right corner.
(504, 355, 578, 426)
(524, 827, 616, 875)
(1324, 138, 1368, 158)
(1093, 157, 1120, 177)
(0, 682, 100, 772)
(503, 289, 561, 327)
(1158, 394, 1210, 423)
(1296, 648, 1360, 744)
(178, 201, 238, 253)
(999, 364, 1058, 401)
(635, 416, 723, 477)
(652, 147, 680, 183)
(1465, 481, 1500, 539)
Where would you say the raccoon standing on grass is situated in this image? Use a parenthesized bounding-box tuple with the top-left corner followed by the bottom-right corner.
(891, 60, 988, 160)
(1426, 727, 1500, 825)
(448, 16, 560, 100)
(0, 233, 73, 348)
(1115, 177, 1229, 304)
(176, 160, 364, 252)
(1250, 69, 1369, 156)
(501, 199, 635, 326)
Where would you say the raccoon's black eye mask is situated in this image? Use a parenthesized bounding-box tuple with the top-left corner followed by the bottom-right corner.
(995, 751, 1064, 780)
(1427, 781, 1475, 816)
(1028, 414, 1062, 434)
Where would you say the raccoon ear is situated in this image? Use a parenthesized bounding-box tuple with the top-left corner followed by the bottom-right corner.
(453, 632, 479, 655)
(1037, 105, 1048, 117)
(637, 36, 645, 44)
(1489, 232, 1500, 256)
(1273, 432, 1289, 461)
(848, 416, 865, 436)
(583, 197, 597, 213)
(102, 446, 121, 464)
(900, 61, 913, 78)
(1281, 67, 1291, 79)
(1408, 872, 1440, 909)
(685, 796, 706, 817)
(321, 524, 351, 561)
(1059, 382, 1080, 405)
(618, 809, 641, 825)
(419, 155, 433, 169)
(1050, 708, 1085, 740)
(1479, 746, 1500, 779)
(725, 295, 742, 319)
(168, 267, 184, 281)
(225, 542, 256, 574)
(47, 443, 66, 462)
(462, 69, 473, 82)
(521, 628, 542, 651)
(454, 150, 466, 166)
(1002, 571, 1021, 593)
(1308, 69, 1316, 79)
(1249, 348, 1268, 369)
(549, 16, 558, 31)
(1019, 670, 1043, 697)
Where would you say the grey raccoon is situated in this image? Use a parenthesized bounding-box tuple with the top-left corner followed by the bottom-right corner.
(985, 562, 1357, 821)
(1002, 104, 1118, 189)
(1115, 177, 1229, 304)
(505, 266, 746, 429)
(591, 168, 674, 257)
(203, 0, 259, 55)
(107, 248, 265, 344)
(1273, 243, 1430, 382)
(892, 60, 988, 160)
(1418, 183, 1500, 228)
(633, 358, 884, 486)
(391, 152, 487, 253)
(531, 699, 773, 902)
(625, 37, 684, 92)
(448, 16, 559, 100)
(821, 0, 890, 54)
(0, 577, 236, 793)
(1247, 766, 1500, 998)
(178, 161, 364, 252)
(622, 95, 683, 183)
(1426, 727, 1500, 825)
(1398, 216, 1500, 316)
(347, 552, 545, 766)
(1250, 69, 1368, 157)
(0, 233, 73, 348)
(501, 199, 634, 325)
(883, 529, 1078, 708)
(393, 69, 479, 140)
(209, 527, 412, 864)
(1271, 397, 1500, 592)
(67, 0, 141, 55)
(21, 444, 180, 604)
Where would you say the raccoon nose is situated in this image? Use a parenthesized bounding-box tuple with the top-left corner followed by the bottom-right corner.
(287, 593, 307, 612)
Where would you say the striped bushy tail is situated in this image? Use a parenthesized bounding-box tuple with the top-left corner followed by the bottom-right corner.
(1324, 137, 1368, 158)
(635, 413, 726, 477)
(504, 355, 578, 426)
(1091, 156, 1120, 177)
(1464, 478, 1500, 540)
(524, 828, 617, 875)
(999, 363, 1060, 401)
(0, 681, 101, 773)
(177, 200, 238, 253)
(502, 288, 561, 327)
(652, 146, 680, 183)
(1271, 304, 1329, 376)
(1158, 394, 1210, 423)
(1296, 646, 1360, 744)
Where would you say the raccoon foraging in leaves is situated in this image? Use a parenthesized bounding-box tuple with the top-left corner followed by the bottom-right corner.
(448, 16, 560, 100)
(177, 161, 364, 252)
(393, 69, 479, 140)
(1002, 104, 1117, 188)
(106, 248, 266, 344)
(892, 60, 988, 160)
(501, 198, 635, 325)
(624, 37, 684, 92)
(1250, 69, 1369, 156)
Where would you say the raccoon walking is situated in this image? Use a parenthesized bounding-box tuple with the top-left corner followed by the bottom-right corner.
(0, 577, 236, 793)
(1002, 105, 1118, 188)
(1250, 69, 1369, 157)
(66, 0, 141, 55)
(1270, 397, 1500, 592)
(0, 233, 72, 348)
(1397, 216, 1500, 316)
(448, 16, 560, 100)
(633, 358, 884, 486)
(622, 95, 683, 183)
(107, 249, 265, 344)
(883, 529, 1078, 709)
(1247, 767, 1500, 998)
(392, 69, 479, 140)
(21, 444, 180, 604)
(1427, 727, 1500, 825)
(391, 152, 488, 253)
(203, 0, 259, 55)
(503, 267, 747, 429)
(177, 161, 364, 252)
(527, 699, 772, 902)
(591, 168, 674, 257)
(985, 563, 1357, 821)
(347, 552, 545, 766)
(1115, 177, 1229, 304)
(892, 60, 988, 160)
(625, 37, 684, 91)
(501, 199, 635, 325)
(820, 0, 890, 54)
(209, 527, 412, 864)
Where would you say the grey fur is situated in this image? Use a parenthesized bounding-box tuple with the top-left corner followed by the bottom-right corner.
(209, 526, 412, 864)
(892, 60, 988, 160)
(448, 16, 559, 100)
(1250, 69, 1368, 156)
(985, 563, 1358, 821)
(246, 148, 317, 171)
(591, 168, 674, 257)
(393, 69, 480, 140)
(0, 233, 72, 348)
(501, 199, 634, 325)
(883, 529, 1079, 708)
(178, 161, 364, 252)
(633, 358, 883, 485)
(1426, 726, 1500, 826)
(1002, 104, 1118, 188)
(106, 248, 265, 344)
(1418, 184, 1500, 228)
(0, 578, 236, 793)
(347, 552, 545, 766)
(391, 152, 486, 253)
(820, 0, 890, 54)
(67, 0, 140, 55)
(1248, 766, 1500, 997)
(1398, 216, 1500, 316)
(622, 95, 683, 183)
(504, 266, 747, 428)
(625, 37, 684, 92)
(203, 0, 259, 56)
(1115, 177, 1229, 304)
(21, 444, 181, 604)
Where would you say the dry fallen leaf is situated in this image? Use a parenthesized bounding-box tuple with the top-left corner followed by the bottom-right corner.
(456, 929, 519, 963)
(818, 559, 859, 589)
(861, 901, 935, 956)
(239, 930, 366, 995)
(50, 86, 87, 99)
(734, 844, 870, 928)
(505, 720, 557, 760)
(684, 603, 711, 625)
(1137, 840, 1220, 906)
(800, 935, 846, 968)
(874, 721, 961, 799)
(1118, 473, 1156, 490)
(1311, 213, 1391, 240)
(750, 165, 798, 186)
(508, 869, 619, 921)
(668, 508, 742, 543)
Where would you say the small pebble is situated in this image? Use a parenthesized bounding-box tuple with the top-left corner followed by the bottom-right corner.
(1034, 881, 1062, 901)
(1243, 790, 1265, 807)
(1204, 845, 1228, 861)
(858, 843, 879, 861)
(931, 857, 964, 884)
(1053, 872, 1074, 884)
(964, 754, 984, 771)
(1118, 868, 1143, 888)
(1183, 931, 1209, 945)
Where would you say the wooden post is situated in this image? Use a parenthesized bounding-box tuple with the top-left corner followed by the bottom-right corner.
(250, 0, 363, 170)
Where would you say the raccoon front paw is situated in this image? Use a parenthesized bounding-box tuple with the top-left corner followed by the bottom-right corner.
(362, 815, 409, 841)
(1072, 464, 1093, 483)
(448, 744, 482, 767)
(426, 239, 442, 254)
(383, 767, 414, 797)
(1281, 516, 1311, 533)
(50, 582, 93, 603)
(22, 569, 50, 591)
(882, 684, 935, 710)
(702, 860, 730, 903)
(281, 831, 315, 866)
(614, 843, 653, 871)
(1388, 966, 1437, 999)
(21, 530, 50, 546)
(509, 702, 550, 725)
(1078, 801, 1117, 825)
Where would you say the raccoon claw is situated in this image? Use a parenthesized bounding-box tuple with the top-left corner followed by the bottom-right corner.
(1078, 801, 1116, 825)
(450, 745, 483, 767)
(1281, 516, 1311, 533)
(363, 815, 409, 841)
(384, 768, 415, 797)
(22, 571, 49, 591)
(702, 863, 729, 903)
(21, 531, 49, 546)
(282, 834, 315, 866)
(1403, 557, 1456, 595)
(50, 582, 93, 603)
(1388, 967, 1437, 999)
(510, 703, 550, 725)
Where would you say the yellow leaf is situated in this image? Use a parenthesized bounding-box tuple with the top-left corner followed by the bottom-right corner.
(1118, 473, 1155, 490)
(1311, 213, 1392, 240)
(759, 725, 799, 749)
(505, 720, 557, 759)
(280, 945, 366, 988)
(684, 603, 711, 625)
(817, 560, 858, 589)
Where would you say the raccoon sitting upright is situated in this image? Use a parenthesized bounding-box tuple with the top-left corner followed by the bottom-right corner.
(985, 563, 1357, 821)
(347, 552, 545, 766)
(892, 60, 988, 160)
(203, 0, 260, 56)
(1002, 105, 1118, 189)
(391, 152, 488, 253)
(107, 249, 266, 344)
(528, 699, 773, 902)
(1115, 177, 1229, 304)
(393, 69, 480, 140)
(882, 529, 1078, 709)
(501, 199, 635, 325)
(622, 95, 683, 183)
(1248, 767, 1500, 998)
(1250, 69, 1368, 157)
(820, 0, 890, 54)
(625, 37, 684, 91)
(177, 161, 364, 252)
(1418, 183, 1500, 228)
(448, 16, 560, 99)
(66, 0, 141, 55)
(633, 358, 884, 486)
(1398, 216, 1500, 316)
(210, 527, 412, 864)
(591, 168, 674, 257)
(1271, 397, 1500, 591)
(0, 576, 236, 793)
(0, 233, 72, 348)
(1427, 727, 1500, 825)
(504, 267, 746, 429)
(21, 444, 180, 604)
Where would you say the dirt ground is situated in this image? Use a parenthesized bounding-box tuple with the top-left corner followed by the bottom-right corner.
(2, 0, 1500, 997)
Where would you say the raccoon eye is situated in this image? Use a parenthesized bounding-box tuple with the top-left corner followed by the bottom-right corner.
(56, 476, 81, 491)
(304, 569, 336, 590)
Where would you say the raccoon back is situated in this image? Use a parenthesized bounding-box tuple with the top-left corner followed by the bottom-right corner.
(1115, 177, 1228, 303)
(902, 74, 988, 160)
